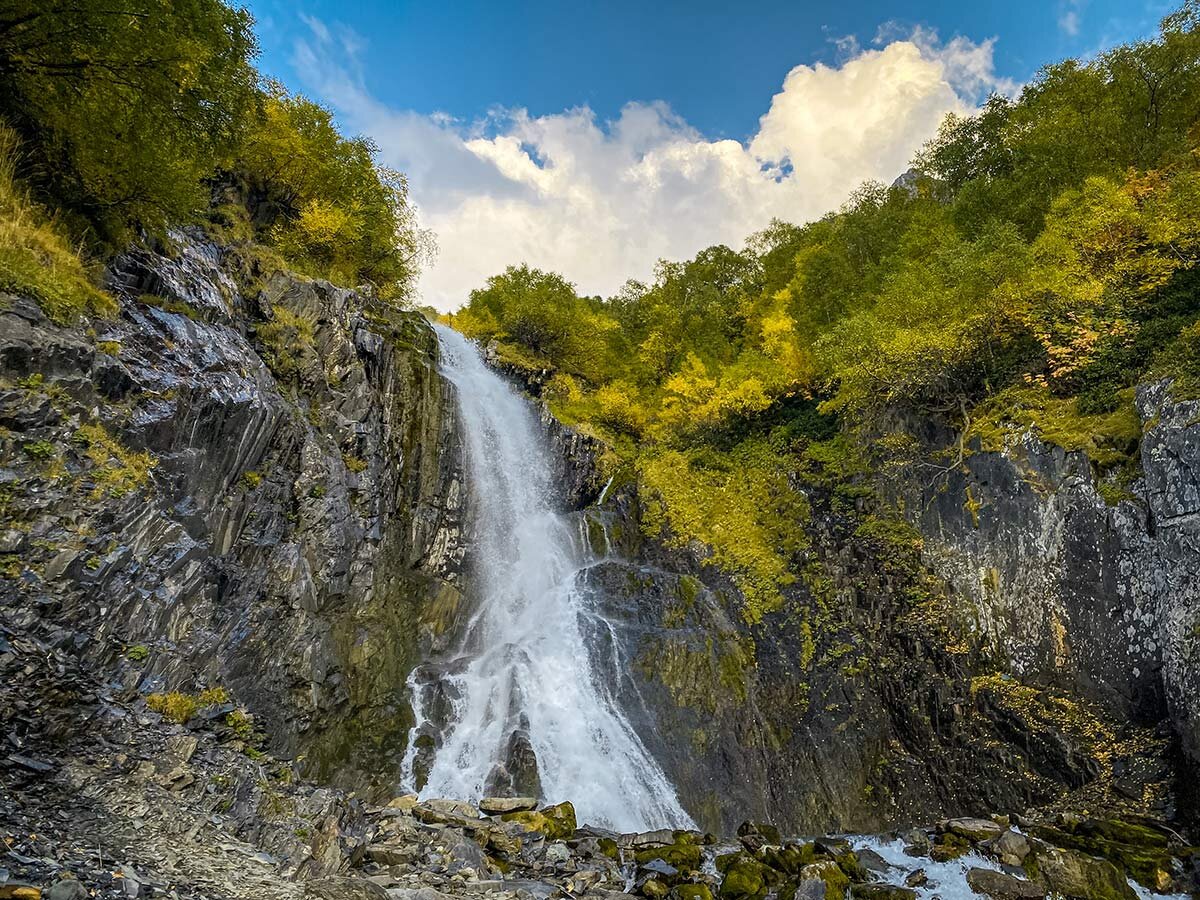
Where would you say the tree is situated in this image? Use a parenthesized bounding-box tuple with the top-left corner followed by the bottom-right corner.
(0, 0, 259, 244)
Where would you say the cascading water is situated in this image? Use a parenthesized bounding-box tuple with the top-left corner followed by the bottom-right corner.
(399, 324, 693, 833)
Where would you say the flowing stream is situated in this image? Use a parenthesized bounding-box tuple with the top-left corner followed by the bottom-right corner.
(399, 325, 693, 832)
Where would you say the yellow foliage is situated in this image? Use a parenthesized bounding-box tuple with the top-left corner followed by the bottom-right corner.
(638, 441, 809, 623)
(147, 687, 229, 723)
(0, 125, 116, 324)
(73, 423, 157, 499)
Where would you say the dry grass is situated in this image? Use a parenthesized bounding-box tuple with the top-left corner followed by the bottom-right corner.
(0, 125, 116, 324)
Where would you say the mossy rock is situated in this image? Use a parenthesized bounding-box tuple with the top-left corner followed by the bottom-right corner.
(930, 832, 970, 863)
(676, 885, 715, 900)
(759, 844, 817, 876)
(599, 837, 620, 860)
(799, 861, 850, 900)
(719, 855, 776, 900)
(1034, 847, 1137, 900)
(641, 877, 671, 899)
(1032, 819, 1174, 890)
(637, 842, 703, 872)
(739, 820, 783, 845)
(501, 801, 576, 840)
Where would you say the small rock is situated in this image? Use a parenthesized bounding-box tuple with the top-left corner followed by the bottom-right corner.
(46, 881, 87, 900)
(637, 876, 669, 899)
(545, 844, 571, 866)
(387, 795, 419, 812)
(904, 871, 927, 888)
(989, 830, 1031, 865)
(857, 849, 892, 876)
(164, 734, 198, 763)
(0, 885, 41, 900)
(639, 859, 678, 879)
(965, 868, 1046, 900)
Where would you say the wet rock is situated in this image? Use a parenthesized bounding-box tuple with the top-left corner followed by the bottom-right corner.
(899, 830, 930, 858)
(855, 849, 891, 877)
(903, 871, 926, 888)
(798, 861, 849, 900)
(1036, 847, 1137, 900)
(987, 829, 1032, 866)
(676, 886, 714, 900)
(849, 885, 916, 900)
(965, 868, 1046, 900)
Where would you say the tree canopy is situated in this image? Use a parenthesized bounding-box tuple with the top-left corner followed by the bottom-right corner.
(447, 2, 1200, 620)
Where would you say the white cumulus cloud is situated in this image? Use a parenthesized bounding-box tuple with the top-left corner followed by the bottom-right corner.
(290, 20, 1013, 310)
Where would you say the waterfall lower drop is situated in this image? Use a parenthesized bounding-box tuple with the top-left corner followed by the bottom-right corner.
(399, 325, 693, 833)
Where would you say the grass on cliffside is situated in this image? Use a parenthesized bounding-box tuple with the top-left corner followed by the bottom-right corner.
(0, 127, 115, 324)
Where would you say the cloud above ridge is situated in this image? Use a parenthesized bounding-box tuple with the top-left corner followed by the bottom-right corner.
(291, 21, 1013, 310)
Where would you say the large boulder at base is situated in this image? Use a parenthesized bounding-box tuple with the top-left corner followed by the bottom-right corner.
(1036, 848, 1138, 900)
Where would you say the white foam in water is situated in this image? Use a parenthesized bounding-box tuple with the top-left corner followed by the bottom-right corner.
(850, 836, 1190, 900)
(399, 325, 694, 833)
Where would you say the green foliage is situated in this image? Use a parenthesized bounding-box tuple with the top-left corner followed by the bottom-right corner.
(639, 441, 810, 623)
(147, 687, 229, 723)
(969, 385, 1142, 468)
(21, 440, 56, 460)
(0, 0, 259, 245)
(125, 644, 149, 663)
(256, 307, 316, 378)
(233, 84, 428, 298)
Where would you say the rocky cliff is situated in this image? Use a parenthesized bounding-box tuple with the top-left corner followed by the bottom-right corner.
(2, 230, 1197, 900)
(0, 230, 467, 795)
(546, 388, 1198, 836)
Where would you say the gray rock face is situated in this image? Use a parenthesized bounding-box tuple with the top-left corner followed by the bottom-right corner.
(0, 229, 467, 795)
(896, 382, 1200, 784)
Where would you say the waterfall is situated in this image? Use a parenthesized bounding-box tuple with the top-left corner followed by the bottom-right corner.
(399, 325, 693, 832)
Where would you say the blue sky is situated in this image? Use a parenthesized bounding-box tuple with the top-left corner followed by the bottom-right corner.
(241, 0, 1174, 309)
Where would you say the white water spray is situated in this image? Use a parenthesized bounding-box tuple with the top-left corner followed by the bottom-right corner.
(400, 325, 693, 832)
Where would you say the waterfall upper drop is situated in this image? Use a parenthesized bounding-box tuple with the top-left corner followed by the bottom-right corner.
(400, 325, 693, 833)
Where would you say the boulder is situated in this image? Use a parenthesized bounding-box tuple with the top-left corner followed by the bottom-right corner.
(420, 799, 479, 819)
(799, 861, 850, 900)
(945, 818, 1004, 842)
(502, 801, 576, 840)
(989, 830, 1032, 865)
(1036, 848, 1137, 900)
(479, 797, 538, 814)
(965, 868, 1046, 900)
